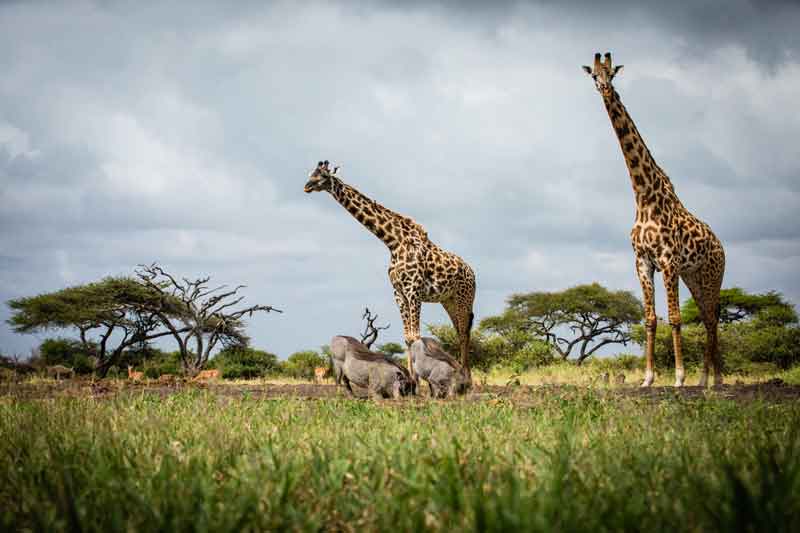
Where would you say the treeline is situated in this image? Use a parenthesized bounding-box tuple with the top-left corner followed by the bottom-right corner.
(430, 285, 800, 374)
(0, 338, 407, 381)
(4, 266, 799, 378)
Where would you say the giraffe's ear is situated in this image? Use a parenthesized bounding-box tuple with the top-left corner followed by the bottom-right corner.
(317, 161, 324, 168)
(613, 65, 624, 76)
(582, 65, 592, 75)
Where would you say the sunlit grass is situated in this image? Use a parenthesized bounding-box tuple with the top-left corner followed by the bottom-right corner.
(477, 360, 789, 387)
(1, 384, 799, 531)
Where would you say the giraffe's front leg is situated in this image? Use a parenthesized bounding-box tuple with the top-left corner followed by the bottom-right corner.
(635, 255, 657, 387)
(394, 289, 422, 389)
(663, 264, 685, 387)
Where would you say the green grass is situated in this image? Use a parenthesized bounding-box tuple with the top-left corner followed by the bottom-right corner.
(1, 389, 799, 532)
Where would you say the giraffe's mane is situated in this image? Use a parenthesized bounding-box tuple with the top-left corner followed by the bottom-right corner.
(340, 181, 430, 242)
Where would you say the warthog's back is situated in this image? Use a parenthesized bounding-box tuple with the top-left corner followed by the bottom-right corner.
(411, 338, 469, 397)
(335, 335, 411, 395)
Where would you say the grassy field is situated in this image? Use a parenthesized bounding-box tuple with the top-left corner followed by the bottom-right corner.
(2, 375, 800, 531)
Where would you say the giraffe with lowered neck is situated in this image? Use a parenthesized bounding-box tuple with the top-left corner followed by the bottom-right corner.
(583, 53, 726, 387)
(304, 161, 476, 385)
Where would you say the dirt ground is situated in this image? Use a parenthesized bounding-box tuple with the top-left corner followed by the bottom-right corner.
(2, 378, 799, 404)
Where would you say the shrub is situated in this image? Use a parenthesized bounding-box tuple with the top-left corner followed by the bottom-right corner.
(586, 354, 644, 373)
(39, 338, 88, 367)
(376, 342, 405, 356)
(283, 350, 327, 380)
(212, 347, 279, 379)
(505, 341, 554, 373)
(426, 324, 554, 372)
(631, 321, 800, 372)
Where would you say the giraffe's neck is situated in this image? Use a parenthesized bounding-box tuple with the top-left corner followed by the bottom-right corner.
(327, 178, 422, 252)
(601, 89, 681, 211)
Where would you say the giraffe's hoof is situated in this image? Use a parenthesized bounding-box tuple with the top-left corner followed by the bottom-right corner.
(641, 372, 655, 387)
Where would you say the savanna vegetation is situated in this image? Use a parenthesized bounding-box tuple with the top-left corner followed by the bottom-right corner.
(2, 276, 800, 530)
(1, 387, 799, 531)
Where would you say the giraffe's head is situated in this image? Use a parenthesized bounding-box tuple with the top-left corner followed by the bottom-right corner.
(304, 160, 340, 193)
(582, 52, 623, 96)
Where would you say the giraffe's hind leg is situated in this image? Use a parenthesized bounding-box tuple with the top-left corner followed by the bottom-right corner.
(683, 265, 723, 387)
(442, 295, 474, 381)
(682, 272, 712, 387)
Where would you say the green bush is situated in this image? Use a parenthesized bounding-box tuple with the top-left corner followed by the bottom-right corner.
(212, 347, 279, 379)
(505, 341, 554, 373)
(38, 338, 98, 374)
(631, 321, 800, 372)
(71, 354, 95, 375)
(376, 342, 405, 356)
(282, 350, 327, 380)
(426, 324, 554, 372)
(586, 354, 644, 373)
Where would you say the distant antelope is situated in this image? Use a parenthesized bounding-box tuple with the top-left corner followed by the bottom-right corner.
(127, 366, 144, 381)
(314, 366, 330, 383)
(46, 365, 75, 380)
(193, 369, 221, 381)
(615, 373, 626, 385)
(158, 374, 177, 384)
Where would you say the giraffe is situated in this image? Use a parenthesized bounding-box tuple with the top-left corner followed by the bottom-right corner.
(583, 53, 726, 387)
(304, 161, 476, 384)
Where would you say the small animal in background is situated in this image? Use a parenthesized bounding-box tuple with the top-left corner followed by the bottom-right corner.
(314, 366, 330, 383)
(615, 373, 626, 385)
(600, 372, 610, 385)
(193, 369, 221, 381)
(46, 365, 75, 380)
(127, 366, 144, 381)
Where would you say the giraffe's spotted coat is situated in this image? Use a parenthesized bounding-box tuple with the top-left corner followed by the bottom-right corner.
(304, 162, 476, 379)
(584, 53, 726, 387)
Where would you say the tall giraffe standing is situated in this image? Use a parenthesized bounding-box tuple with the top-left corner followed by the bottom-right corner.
(304, 161, 476, 382)
(583, 53, 726, 387)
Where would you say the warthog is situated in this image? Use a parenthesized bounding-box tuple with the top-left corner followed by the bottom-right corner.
(410, 337, 471, 398)
(46, 365, 75, 380)
(330, 336, 413, 399)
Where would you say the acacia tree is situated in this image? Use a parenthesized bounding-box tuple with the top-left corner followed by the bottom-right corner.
(359, 307, 390, 349)
(482, 283, 643, 365)
(6, 277, 188, 375)
(135, 263, 281, 375)
(682, 287, 798, 326)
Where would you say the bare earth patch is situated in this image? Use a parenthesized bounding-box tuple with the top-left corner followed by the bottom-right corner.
(2, 378, 799, 404)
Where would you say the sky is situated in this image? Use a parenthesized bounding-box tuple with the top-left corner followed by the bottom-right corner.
(1, 0, 798, 359)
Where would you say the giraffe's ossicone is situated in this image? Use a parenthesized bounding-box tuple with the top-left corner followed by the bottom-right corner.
(583, 53, 726, 388)
(304, 161, 476, 386)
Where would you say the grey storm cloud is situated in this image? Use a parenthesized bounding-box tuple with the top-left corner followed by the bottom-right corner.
(0, 0, 798, 358)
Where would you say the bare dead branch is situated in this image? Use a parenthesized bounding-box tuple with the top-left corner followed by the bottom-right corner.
(360, 307, 390, 349)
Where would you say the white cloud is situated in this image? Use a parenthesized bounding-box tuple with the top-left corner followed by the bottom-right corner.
(0, 1, 798, 358)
